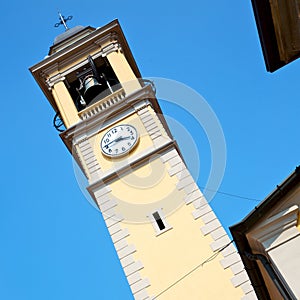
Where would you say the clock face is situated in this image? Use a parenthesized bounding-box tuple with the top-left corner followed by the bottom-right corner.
(100, 124, 139, 157)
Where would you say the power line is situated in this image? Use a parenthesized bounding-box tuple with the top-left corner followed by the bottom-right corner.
(153, 241, 234, 299)
(199, 186, 261, 202)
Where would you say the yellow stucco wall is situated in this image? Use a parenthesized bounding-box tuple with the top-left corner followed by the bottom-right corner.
(34, 23, 247, 299)
(86, 104, 244, 299)
(107, 156, 243, 299)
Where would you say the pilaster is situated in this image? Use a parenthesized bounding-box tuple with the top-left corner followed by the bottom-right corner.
(52, 80, 80, 127)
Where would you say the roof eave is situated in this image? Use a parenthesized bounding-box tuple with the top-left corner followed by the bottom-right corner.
(230, 166, 300, 300)
(230, 166, 300, 233)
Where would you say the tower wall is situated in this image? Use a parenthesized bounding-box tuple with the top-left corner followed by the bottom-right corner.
(30, 20, 257, 300)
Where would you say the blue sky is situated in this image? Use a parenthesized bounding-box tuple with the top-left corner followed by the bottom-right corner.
(1, 1, 299, 299)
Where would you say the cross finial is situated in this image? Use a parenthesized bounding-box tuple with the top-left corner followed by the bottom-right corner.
(54, 12, 73, 30)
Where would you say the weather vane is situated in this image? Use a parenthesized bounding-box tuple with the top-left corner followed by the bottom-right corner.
(54, 12, 73, 30)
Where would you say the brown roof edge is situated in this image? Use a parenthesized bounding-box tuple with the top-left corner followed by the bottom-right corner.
(250, 0, 284, 72)
(230, 166, 300, 233)
(230, 225, 271, 299)
(230, 166, 300, 300)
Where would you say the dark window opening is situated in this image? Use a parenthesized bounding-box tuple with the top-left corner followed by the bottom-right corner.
(153, 211, 166, 231)
(65, 56, 120, 112)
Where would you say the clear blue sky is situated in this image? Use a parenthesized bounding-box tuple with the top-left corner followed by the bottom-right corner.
(1, 1, 299, 299)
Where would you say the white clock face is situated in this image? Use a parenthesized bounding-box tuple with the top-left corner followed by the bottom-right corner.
(100, 124, 139, 157)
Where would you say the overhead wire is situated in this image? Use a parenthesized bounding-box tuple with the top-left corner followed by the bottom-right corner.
(153, 241, 234, 299)
(198, 186, 261, 202)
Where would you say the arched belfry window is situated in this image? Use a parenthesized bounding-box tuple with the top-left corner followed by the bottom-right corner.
(65, 56, 120, 111)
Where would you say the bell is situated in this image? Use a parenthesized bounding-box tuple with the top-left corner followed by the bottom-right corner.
(83, 75, 104, 103)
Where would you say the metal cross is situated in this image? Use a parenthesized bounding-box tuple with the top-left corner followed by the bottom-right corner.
(54, 12, 73, 30)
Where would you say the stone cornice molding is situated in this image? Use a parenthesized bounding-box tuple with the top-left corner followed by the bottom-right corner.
(34, 32, 121, 81)
(61, 85, 155, 149)
(248, 205, 299, 253)
(44, 40, 122, 90)
(87, 139, 175, 191)
(30, 25, 120, 73)
(46, 74, 66, 89)
(100, 41, 122, 56)
(30, 20, 141, 113)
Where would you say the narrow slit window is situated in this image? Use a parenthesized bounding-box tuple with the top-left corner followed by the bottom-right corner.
(153, 211, 166, 230)
(149, 209, 172, 235)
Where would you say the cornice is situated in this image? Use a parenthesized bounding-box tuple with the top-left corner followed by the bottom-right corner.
(248, 205, 299, 253)
(60, 85, 156, 151)
(30, 21, 120, 73)
(87, 139, 175, 193)
(44, 40, 122, 89)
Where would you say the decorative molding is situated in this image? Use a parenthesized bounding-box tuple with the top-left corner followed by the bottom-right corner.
(160, 146, 256, 298)
(127, 272, 142, 285)
(221, 252, 243, 269)
(131, 278, 150, 295)
(77, 138, 102, 182)
(160, 149, 179, 163)
(79, 89, 126, 120)
(72, 140, 90, 179)
(192, 204, 211, 219)
(230, 261, 246, 275)
(231, 270, 252, 288)
(210, 227, 227, 241)
(101, 41, 122, 57)
(61, 84, 156, 144)
(118, 244, 136, 259)
(94, 32, 119, 48)
(120, 255, 135, 268)
(46, 74, 66, 89)
(132, 100, 151, 113)
(137, 105, 170, 148)
(210, 235, 231, 252)
(115, 238, 128, 251)
(91, 183, 151, 299)
(240, 281, 255, 294)
(43, 38, 121, 90)
(30, 26, 121, 73)
(221, 243, 237, 257)
(201, 218, 222, 235)
(87, 140, 175, 192)
(134, 288, 151, 300)
(241, 290, 258, 300)
(48, 43, 97, 76)
(111, 228, 129, 243)
(124, 261, 144, 276)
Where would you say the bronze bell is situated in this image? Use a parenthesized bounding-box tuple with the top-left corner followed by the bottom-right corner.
(83, 75, 104, 103)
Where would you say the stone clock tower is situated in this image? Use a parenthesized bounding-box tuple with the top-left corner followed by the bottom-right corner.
(30, 19, 256, 300)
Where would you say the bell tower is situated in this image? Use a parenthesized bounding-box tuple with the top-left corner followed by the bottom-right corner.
(30, 19, 256, 300)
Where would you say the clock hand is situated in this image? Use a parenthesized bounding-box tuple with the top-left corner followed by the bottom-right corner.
(119, 136, 131, 141)
(105, 138, 119, 147)
(105, 136, 126, 147)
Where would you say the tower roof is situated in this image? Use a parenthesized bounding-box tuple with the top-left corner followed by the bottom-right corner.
(30, 19, 141, 112)
(49, 25, 96, 55)
(53, 25, 86, 45)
